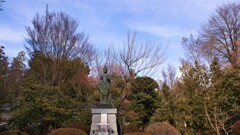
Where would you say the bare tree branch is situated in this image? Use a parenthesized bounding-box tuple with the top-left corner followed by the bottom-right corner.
(199, 2, 240, 68)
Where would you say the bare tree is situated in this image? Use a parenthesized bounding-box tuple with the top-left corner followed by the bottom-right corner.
(161, 63, 176, 88)
(117, 31, 165, 76)
(92, 46, 116, 77)
(182, 35, 204, 63)
(100, 31, 166, 109)
(199, 2, 240, 68)
(25, 7, 95, 85)
(25, 7, 95, 62)
(204, 103, 230, 135)
(93, 31, 165, 109)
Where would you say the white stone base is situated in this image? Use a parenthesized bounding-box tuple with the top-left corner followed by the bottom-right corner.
(90, 108, 118, 135)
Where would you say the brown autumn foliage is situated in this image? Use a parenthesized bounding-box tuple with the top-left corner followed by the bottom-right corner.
(123, 125, 143, 134)
(145, 122, 181, 135)
(48, 128, 87, 135)
(123, 132, 150, 135)
(65, 122, 90, 134)
(231, 121, 240, 135)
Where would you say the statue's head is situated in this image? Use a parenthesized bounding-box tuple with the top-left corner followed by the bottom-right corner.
(103, 66, 108, 73)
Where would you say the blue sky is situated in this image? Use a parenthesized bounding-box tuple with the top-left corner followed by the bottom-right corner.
(0, 0, 238, 77)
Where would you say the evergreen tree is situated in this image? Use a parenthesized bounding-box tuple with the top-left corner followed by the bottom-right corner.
(4, 51, 26, 102)
(151, 82, 176, 126)
(177, 60, 210, 134)
(205, 58, 240, 134)
(0, 46, 8, 105)
(127, 76, 160, 127)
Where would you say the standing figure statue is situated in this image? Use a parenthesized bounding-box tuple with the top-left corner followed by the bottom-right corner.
(99, 66, 111, 105)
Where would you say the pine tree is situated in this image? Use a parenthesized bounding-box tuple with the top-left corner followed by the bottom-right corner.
(0, 46, 8, 105)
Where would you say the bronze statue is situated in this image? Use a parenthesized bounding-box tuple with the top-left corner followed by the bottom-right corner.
(99, 66, 111, 105)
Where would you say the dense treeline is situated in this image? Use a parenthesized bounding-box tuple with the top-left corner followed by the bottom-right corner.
(0, 2, 240, 135)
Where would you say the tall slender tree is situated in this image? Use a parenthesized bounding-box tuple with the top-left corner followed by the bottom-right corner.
(4, 51, 26, 102)
(0, 46, 8, 105)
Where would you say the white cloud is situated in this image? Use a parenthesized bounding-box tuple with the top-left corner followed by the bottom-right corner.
(121, 0, 239, 38)
(130, 24, 193, 38)
(0, 27, 25, 43)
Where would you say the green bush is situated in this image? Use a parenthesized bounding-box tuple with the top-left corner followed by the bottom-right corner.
(123, 125, 143, 134)
(145, 122, 181, 135)
(0, 130, 28, 135)
(48, 128, 87, 135)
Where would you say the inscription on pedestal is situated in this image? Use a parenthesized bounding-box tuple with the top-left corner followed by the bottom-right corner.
(90, 108, 118, 135)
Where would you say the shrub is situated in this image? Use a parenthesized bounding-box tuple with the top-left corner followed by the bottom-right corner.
(65, 122, 90, 134)
(123, 125, 143, 134)
(145, 122, 181, 135)
(232, 121, 240, 135)
(0, 130, 28, 135)
(123, 132, 150, 135)
(48, 128, 87, 135)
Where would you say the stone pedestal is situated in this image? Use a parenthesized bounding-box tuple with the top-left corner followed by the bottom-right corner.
(90, 108, 118, 135)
